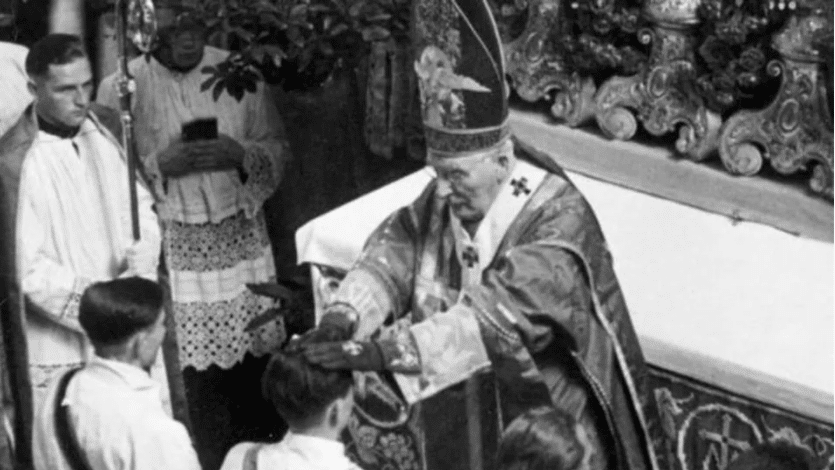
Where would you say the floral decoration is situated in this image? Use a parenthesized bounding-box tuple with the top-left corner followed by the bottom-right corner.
(559, 0, 649, 80)
(694, 0, 793, 114)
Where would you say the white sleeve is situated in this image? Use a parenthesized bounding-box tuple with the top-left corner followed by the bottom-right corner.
(219, 443, 257, 470)
(130, 418, 202, 470)
(129, 179, 162, 281)
(236, 83, 291, 218)
(17, 166, 88, 332)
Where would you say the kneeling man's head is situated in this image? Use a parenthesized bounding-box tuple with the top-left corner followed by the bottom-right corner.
(262, 348, 354, 439)
(79, 277, 166, 372)
(497, 406, 593, 470)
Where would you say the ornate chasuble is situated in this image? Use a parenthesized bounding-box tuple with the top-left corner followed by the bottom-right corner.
(333, 143, 667, 470)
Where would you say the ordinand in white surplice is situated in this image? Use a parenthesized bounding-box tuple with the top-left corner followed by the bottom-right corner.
(33, 356, 201, 470)
(16, 114, 162, 414)
(220, 432, 362, 470)
(98, 46, 289, 373)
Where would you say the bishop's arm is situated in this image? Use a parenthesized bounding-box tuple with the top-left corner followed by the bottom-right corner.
(325, 204, 425, 339)
(389, 236, 593, 405)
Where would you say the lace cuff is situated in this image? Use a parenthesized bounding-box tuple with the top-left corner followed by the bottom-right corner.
(238, 141, 284, 219)
(61, 277, 92, 324)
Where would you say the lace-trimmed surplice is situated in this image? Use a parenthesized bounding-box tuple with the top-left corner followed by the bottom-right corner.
(98, 47, 291, 370)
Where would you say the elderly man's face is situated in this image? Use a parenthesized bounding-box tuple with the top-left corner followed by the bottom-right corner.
(429, 149, 508, 224)
(168, 28, 205, 70)
(31, 57, 93, 128)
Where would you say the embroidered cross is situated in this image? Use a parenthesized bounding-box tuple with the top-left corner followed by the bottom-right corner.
(511, 177, 531, 196)
(462, 246, 479, 268)
(342, 341, 364, 357)
(699, 414, 751, 469)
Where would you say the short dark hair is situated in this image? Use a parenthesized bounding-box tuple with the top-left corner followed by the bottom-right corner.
(78, 277, 164, 347)
(727, 441, 814, 470)
(497, 407, 585, 470)
(25, 33, 86, 77)
(261, 349, 353, 428)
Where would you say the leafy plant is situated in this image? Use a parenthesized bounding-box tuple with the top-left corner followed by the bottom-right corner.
(197, 0, 410, 99)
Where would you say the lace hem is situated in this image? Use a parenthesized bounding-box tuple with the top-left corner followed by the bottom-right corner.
(174, 289, 285, 371)
(165, 210, 272, 272)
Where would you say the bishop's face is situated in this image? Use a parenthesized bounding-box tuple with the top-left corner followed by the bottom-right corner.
(429, 149, 509, 224)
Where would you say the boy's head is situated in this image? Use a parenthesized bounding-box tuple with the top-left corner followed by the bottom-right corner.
(726, 441, 814, 470)
(262, 347, 354, 437)
(78, 277, 166, 370)
(497, 406, 591, 470)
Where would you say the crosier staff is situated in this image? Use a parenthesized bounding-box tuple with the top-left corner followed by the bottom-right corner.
(114, 0, 155, 240)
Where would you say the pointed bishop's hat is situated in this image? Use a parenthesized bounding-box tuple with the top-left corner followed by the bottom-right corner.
(413, 0, 509, 155)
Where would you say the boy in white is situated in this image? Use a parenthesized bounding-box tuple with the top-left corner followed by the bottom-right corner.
(32, 278, 200, 470)
(220, 341, 359, 470)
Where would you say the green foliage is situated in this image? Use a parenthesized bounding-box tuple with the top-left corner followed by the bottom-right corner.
(197, 0, 410, 98)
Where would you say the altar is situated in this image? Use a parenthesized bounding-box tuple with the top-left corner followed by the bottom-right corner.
(295, 114, 834, 470)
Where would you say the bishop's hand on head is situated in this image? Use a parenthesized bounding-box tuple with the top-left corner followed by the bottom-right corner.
(301, 337, 422, 375)
(302, 340, 385, 372)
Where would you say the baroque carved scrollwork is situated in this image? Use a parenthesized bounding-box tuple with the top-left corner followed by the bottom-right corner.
(594, 0, 722, 160)
(719, 7, 833, 199)
(499, 0, 598, 126)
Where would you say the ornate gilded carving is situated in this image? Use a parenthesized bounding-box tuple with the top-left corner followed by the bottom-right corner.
(594, 5, 722, 160)
(499, 0, 596, 124)
(718, 5, 833, 198)
(551, 73, 598, 126)
(645, 0, 700, 24)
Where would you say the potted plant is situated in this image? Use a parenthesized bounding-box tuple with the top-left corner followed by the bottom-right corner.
(187, 0, 409, 274)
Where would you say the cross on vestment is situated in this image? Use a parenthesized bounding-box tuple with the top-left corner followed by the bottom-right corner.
(342, 341, 364, 356)
(462, 246, 479, 268)
(511, 177, 531, 196)
(698, 413, 751, 469)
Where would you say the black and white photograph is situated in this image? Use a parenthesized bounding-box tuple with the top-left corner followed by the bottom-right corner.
(0, 0, 831, 468)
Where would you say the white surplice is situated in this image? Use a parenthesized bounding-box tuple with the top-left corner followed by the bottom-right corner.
(98, 47, 289, 370)
(32, 356, 200, 470)
(16, 116, 162, 414)
(220, 432, 362, 470)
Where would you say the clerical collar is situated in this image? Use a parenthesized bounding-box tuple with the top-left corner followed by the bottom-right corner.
(37, 114, 81, 139)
